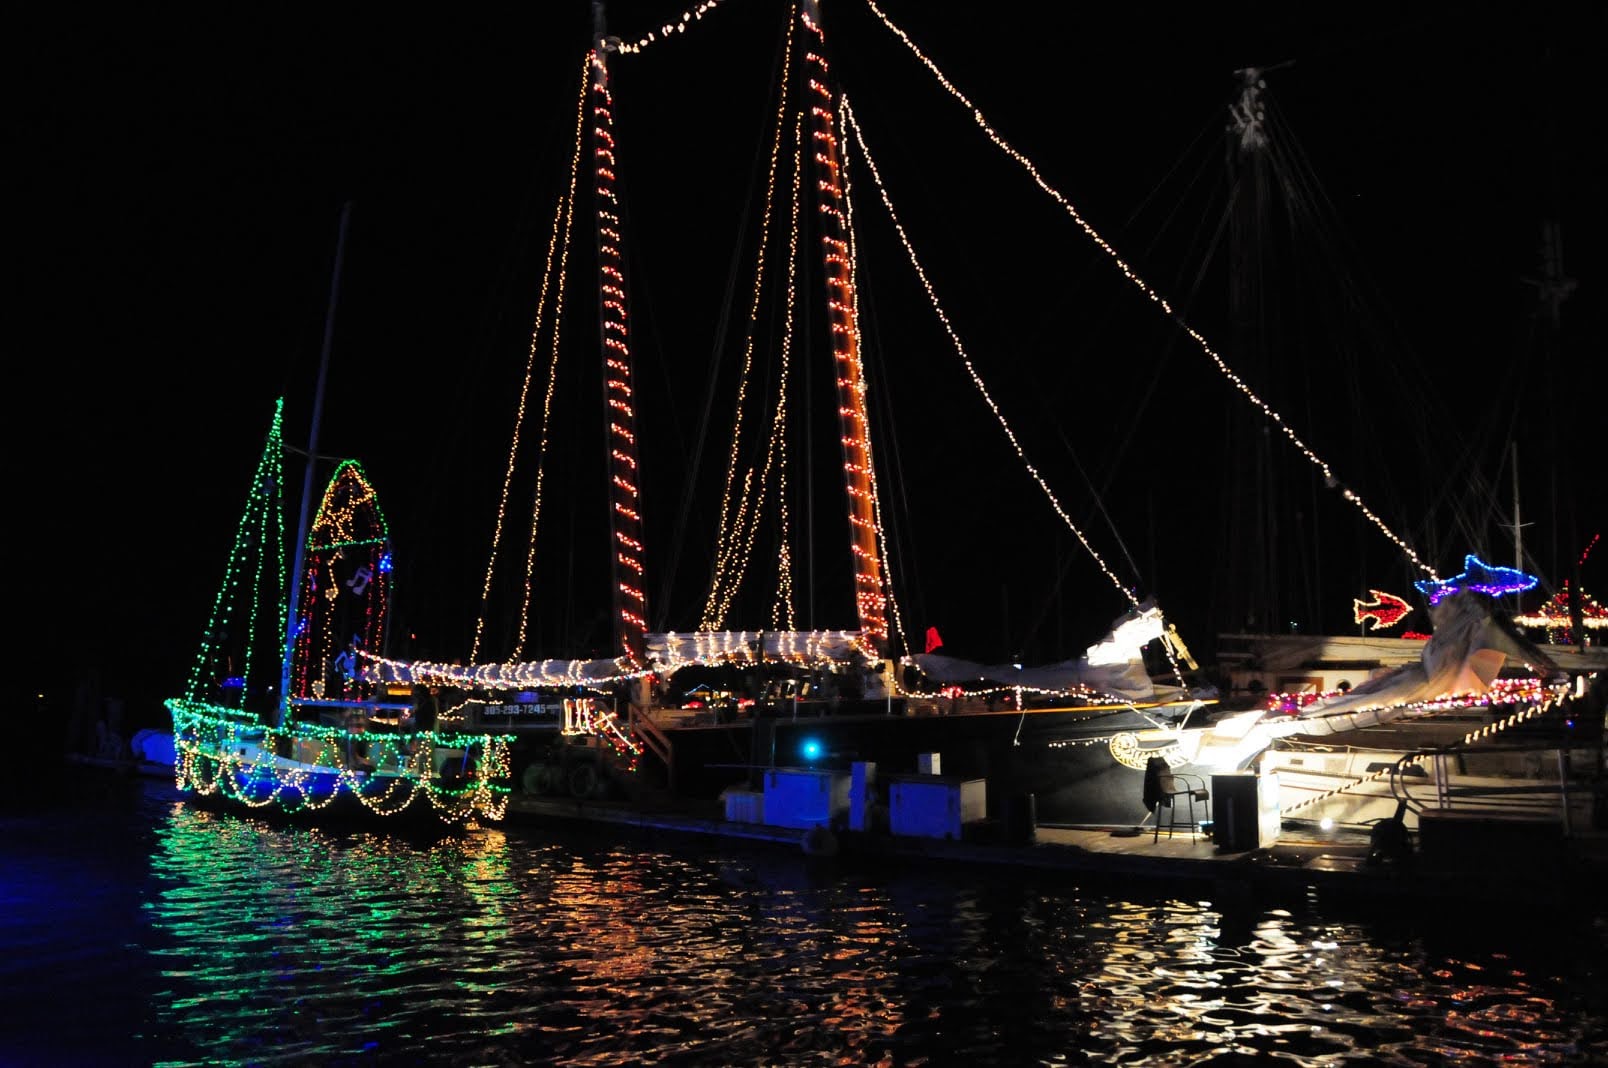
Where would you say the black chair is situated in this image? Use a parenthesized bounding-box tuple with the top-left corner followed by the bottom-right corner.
(1143, 756, 1210, 841)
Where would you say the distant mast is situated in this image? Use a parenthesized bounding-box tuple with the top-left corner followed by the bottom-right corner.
(278, 200, 350, 726)
(801, 0, 890, 655)
(591, 2, 649, 666)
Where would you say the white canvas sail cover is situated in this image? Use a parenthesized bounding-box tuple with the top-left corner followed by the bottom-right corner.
(905, 602, 1168, 701)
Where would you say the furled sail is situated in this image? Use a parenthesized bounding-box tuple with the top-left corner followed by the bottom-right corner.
(905, 602, 1174, 702)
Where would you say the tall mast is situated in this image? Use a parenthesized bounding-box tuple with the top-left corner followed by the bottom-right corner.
(591, 2, 649, 665)
(801, 0, 889, 654)
(279, 200, 350, 726)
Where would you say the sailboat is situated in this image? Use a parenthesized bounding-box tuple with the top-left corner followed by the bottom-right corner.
(359, 2, 1602, 840)
(163, 210, 513, 827)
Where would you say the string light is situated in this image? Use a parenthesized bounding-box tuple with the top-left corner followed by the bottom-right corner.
(1414, 554, 1538, 606)
(861, 0, 1439, 583)
(839, 99, 1169, 658)
(838, 96, 912, 660)
(591, 48, 649, 666)
(168, 697, 512, 822)
(183, 400, 288, 714)
(802, 9, 889, 650)
(473, 53, 590, 663)
(1351, 589, 1412, 631)
(1513, 581, 1608, 642)
(613, 1, 728, 55)
(703, 7, 797, 629)
(1278, 681, 1583, 817)
(289, 460, 393, 706)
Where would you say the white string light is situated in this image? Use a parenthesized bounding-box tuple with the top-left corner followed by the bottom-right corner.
(838, 97, 912, 660)
(703, 7, 798, 629)
(472, 54, 591, 663)
(614, 1, 728, 55)
(862, 0, 1439, 582)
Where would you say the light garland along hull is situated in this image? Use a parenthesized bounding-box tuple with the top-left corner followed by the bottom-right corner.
(167, 698, 513, 826)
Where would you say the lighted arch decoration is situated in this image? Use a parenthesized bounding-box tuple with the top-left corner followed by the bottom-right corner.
(289, 460, 394, 702)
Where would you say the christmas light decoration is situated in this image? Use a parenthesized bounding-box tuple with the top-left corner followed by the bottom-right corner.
(613, 1, 728, 55)
(802, 3, 889, 651)
(1513, 581, 1608, 642)
(1278, 681, 1581, 817)
(591, 47, 649, 666)
(702, 10, 797, 630)
(474, 53, 591, 663)
(1414, 554, 1538, 606)
(168, 405, 514, 823)
(840, 97, 1192, 692)
(181, 400, 288, 715)
(861, 0, 1439, 584)
(168, 697, 513, 822)
(1352, 589, 1412, 631)
(838, 101, 911, 658)
(289, 460, 393, 705)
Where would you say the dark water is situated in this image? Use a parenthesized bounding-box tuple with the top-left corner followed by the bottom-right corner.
(4, 772, 1605, 1067)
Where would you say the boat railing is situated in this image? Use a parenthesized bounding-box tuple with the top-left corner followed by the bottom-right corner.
(1386, 740, 1600, 831)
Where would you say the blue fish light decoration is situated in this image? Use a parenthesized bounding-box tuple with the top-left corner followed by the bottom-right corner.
(1414, 554, 1539, 606)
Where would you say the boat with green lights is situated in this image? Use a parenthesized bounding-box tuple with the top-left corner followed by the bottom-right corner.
(165, 398, 513, 826)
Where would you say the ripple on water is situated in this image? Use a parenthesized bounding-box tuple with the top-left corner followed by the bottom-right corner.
(9, 780, 1603, 1066)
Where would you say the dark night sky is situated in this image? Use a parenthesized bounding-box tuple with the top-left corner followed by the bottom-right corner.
(16, 2, 1603, 729)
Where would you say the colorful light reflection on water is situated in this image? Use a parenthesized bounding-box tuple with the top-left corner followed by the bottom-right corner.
(4, 773, 1605, 1066)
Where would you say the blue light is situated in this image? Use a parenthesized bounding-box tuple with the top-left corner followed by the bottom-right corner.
(378, 551, 393, 573)
(800, 738, 823, 762)
(1415, 554, 1538, 606)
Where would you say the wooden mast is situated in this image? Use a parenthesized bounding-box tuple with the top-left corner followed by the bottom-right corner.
(590, 3, 649, 667)
(801, 0, 890, 656)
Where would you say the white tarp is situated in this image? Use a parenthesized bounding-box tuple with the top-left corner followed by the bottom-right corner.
(1268, 588, 1564, 737)
(905, 602, 1169, 701)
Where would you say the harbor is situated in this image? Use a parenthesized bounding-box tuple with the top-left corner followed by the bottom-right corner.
(18, 0, 1606, 1063)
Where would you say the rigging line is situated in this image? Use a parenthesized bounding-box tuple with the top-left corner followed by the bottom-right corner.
(701, 5, 798, 628)
(839, 97, 910, 659)
(770, 107, 807, 631)
(472, 52, 590, 664)
(839, 102, 1137, 613)
(517, 185, 583, 657)
(661, 5, 797, 630)
(716, 109, 805, 631)
(707, 110, 801, 630)
(843, 95, 1188, 691)
(862, 0, 1440, 584)
(1025, 201, 1230, 652)
(614, 0, 730, 55)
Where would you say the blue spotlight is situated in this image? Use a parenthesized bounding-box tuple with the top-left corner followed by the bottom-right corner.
(800, 737, 824, 762)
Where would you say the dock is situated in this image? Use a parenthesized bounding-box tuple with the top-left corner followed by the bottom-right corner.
(501, 792, 1608, 911)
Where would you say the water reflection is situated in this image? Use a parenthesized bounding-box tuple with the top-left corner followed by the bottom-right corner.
(73, 783, 1599, 1065)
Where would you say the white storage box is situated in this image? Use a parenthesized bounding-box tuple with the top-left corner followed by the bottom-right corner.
(763, 768, 851, 829)
(888, 775, 987, 839)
